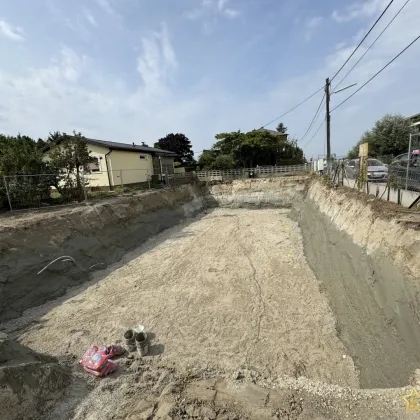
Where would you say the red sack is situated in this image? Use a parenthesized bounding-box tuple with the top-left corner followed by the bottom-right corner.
(83, 360, 117, 377)
(80, 347, 108, 372)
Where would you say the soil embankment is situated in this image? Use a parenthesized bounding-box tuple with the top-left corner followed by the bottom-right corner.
(0, 185, 204, 322)
(299, 182, 420, 388)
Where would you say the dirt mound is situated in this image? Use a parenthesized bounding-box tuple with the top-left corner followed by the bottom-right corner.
(0, 333, 71, 420)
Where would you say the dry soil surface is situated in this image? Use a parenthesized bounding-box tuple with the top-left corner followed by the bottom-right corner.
(14, 208, 357, 388)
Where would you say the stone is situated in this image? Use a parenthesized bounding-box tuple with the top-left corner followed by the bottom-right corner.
(184, 379, 217, 402)
(200, 406, 217, 419)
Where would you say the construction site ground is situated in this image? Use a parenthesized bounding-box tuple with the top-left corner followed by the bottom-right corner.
(2, 207, 417, 419)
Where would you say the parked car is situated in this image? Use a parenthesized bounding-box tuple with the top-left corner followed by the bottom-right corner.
(391, 150, 420, 166)
(388, 153, 420, 191)
(345, 158, 388, 181)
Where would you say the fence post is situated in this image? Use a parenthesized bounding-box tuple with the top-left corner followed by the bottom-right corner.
(82, 172, 88, 204)
(165, 169, 170, 186)
(3, 175, 12, 211)
(148, 170, 151, 189)
(120, 169, 124, 193)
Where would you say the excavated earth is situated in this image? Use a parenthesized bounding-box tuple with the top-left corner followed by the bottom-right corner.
(1, 176, 420, 420)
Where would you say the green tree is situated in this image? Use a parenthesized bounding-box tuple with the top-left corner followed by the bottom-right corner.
(0, 134, 56, 210)
(154, 133, 195, 165)
(276, 122, 287, 133)
(212, 155, 235, 169)
(0, 134, 45, 175)
(201, 129, 305, 169)
(47, 131, 95, 201)
(347, 114, 411, 158)
(197, 151, 216, 169)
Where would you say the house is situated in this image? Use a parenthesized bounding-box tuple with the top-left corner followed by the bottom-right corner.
(259, 128, 289, 140)
(408, 112, 420, 133)
(44, 137, 177, 189)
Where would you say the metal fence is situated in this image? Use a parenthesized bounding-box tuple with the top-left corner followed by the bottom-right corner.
(196, 164, 309, 181)
(0, 169, 194, 212)
(325, 158, 420, 208)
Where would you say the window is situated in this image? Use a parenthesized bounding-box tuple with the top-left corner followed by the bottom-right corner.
(139, 154, 147, 160)
(88, 156, 101, 172)
(367, 159, 384, 167)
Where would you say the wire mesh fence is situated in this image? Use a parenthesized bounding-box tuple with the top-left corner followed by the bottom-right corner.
(1, 169, 195, 212)
(1, 173, 87, 212)
(325, 157, 420, 208)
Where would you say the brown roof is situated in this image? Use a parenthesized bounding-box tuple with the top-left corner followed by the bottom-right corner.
(43, 136, 177, 157)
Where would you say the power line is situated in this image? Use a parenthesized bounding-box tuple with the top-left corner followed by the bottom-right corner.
(335, 0, 411, 90)
(331, 33, 420, 113)
(299, 92, 325, 142)
(260, 86, 324, 129)
(303, 117, 326, 148)
(330, 0, 395, 83)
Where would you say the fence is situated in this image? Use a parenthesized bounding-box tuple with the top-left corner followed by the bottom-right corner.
(325, 158, 420, 208)
(196, 164, 309, 181)
(0, 169, 194, 212)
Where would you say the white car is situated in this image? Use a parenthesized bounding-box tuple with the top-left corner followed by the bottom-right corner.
(346, 158, 388, 181)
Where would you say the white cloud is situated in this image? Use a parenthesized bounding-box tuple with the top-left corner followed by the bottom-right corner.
(306, 16, 323, 29)
(0, 19, 25, 41)
(185, 8, 205, 21)
(332, 0, 386, 23)
(224, 8, 240, 18)
(95, 0, 116, 16)
(304, 16, 323, 41)
(137, 23, 178, 93)
(83, 9, 98, 27)
(184, 0, 240, 22)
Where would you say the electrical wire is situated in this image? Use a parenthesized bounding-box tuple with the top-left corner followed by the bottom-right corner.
(330, 0, 395, 83)
(299, 93, 326, 143)
(331, 33, 420, 113)
(303, 117, 326, 148)
(335, 0, 411, 90)
(259, 86, 325, 129)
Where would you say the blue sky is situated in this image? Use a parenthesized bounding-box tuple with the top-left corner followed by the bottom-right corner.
(0, 0, 419, 159)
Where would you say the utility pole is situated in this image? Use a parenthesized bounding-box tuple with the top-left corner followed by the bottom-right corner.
(325, 77, 331, 174)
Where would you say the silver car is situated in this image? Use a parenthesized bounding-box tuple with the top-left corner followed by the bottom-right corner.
(346, 158, 388, 181)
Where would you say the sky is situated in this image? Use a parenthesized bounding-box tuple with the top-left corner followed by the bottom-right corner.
(0, 0, 419, 159)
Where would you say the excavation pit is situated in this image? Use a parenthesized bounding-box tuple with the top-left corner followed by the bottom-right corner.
(1, 177, 420, 419)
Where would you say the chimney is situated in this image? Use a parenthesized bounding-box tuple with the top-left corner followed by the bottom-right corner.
(133, 142, 135, 147)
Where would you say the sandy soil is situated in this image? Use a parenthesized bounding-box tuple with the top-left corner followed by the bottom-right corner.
(16, 208, 357, 388)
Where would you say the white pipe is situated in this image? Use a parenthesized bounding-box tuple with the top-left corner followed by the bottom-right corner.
(37, 256, 77, 275)
(37, 256, 105, 275)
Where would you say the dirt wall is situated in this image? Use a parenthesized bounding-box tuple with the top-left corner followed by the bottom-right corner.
(205, 177, 420, 388)
(204, 176, 308, 208)
(0, 185, 204, 322)
(299, 182, 420, 388)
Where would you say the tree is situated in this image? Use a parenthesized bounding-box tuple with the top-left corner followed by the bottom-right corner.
(276, 122, 287, 134)
(197, 151, 216, 169)
(0, 134, 45, 175)
(200, 129, 305, 169)
(0, 134, 54, 209)
(47, 131, 95, 201)
(154, 133, 195, 165)
(213, 154, 236, 169)
(347, 114, 411, 158)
